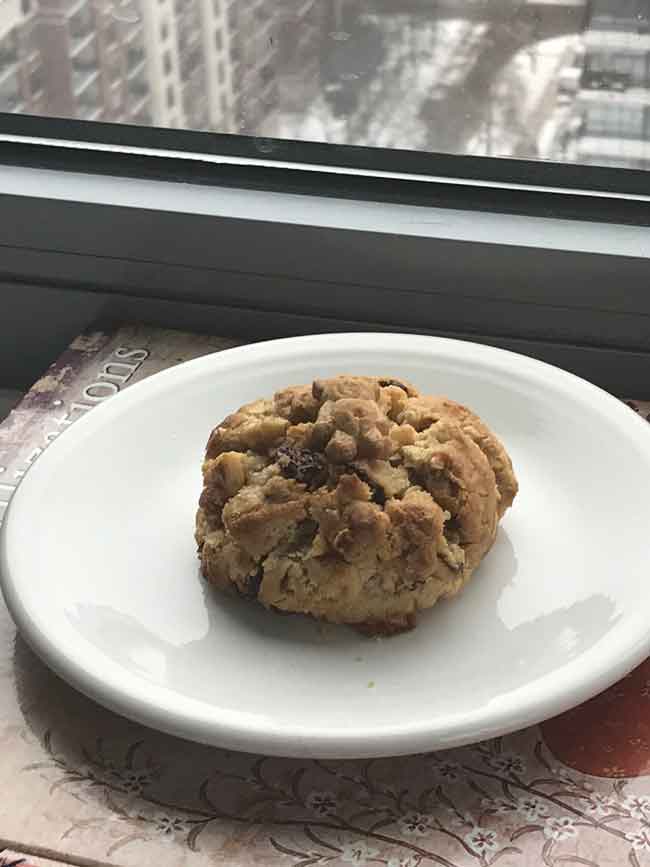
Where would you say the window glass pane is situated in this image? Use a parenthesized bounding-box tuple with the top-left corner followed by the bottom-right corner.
(2, 0, 650, 171)
(583, 101, 645, 136)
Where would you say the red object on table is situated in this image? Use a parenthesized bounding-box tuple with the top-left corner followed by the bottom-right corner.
(542, 658, 650, 778)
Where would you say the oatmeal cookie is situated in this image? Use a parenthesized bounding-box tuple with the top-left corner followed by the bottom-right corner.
(196, 375, 517, 635)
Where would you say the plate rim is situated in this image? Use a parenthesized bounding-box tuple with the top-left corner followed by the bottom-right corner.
(2, 331, 650, 758)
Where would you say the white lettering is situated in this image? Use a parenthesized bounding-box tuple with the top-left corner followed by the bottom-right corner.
(82, 382, 119, 402)
(115, 347, 148, 363)
(1, 348, 150, 511)
(98, 361, 138, 384)
(56, 402, 92, 426)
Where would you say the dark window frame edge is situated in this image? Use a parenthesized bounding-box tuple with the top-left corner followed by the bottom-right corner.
(2, 137, 650, 229)
(2, 111, 650, 199)
(3, 281, 650, 399)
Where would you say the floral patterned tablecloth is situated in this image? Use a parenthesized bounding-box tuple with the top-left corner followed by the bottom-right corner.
(0, 852, 65, 867)
(1, 326, 650, 867)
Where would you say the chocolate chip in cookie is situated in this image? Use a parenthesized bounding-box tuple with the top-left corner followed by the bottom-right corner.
(238, 565, 264, 600)
(275, 443, 328, 489)
(350, 464, 387, 507)
(379, 378, 409, 392)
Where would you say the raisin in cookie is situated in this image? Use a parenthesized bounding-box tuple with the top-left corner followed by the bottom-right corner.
(195, 375, 517, 635)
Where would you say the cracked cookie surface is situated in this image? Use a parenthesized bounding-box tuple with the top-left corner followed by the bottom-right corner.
(196, 375, 517, 635)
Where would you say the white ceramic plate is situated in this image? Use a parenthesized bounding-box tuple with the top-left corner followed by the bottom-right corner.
(2, 333, 650, 758)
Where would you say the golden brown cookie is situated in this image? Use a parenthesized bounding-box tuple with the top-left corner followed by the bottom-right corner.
(196, 375, 517, 635)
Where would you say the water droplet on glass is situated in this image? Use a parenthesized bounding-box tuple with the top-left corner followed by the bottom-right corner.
(329, 31, 350, 41)
(111, 1, 140, 23)
(114, 11, 140, 22)
(255, 139, 275, 154)
(340, 72, 359, 81)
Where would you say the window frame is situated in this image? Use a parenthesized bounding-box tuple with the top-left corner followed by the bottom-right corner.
(4, 111, 650, 198)
(1, 122, 650, 396)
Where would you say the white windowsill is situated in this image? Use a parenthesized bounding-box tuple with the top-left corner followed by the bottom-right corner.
(0, 160, 649, 261)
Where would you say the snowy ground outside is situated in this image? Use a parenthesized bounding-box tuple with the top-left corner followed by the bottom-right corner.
(264, 16, 583, 163)
(466, 35, 580, 158)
